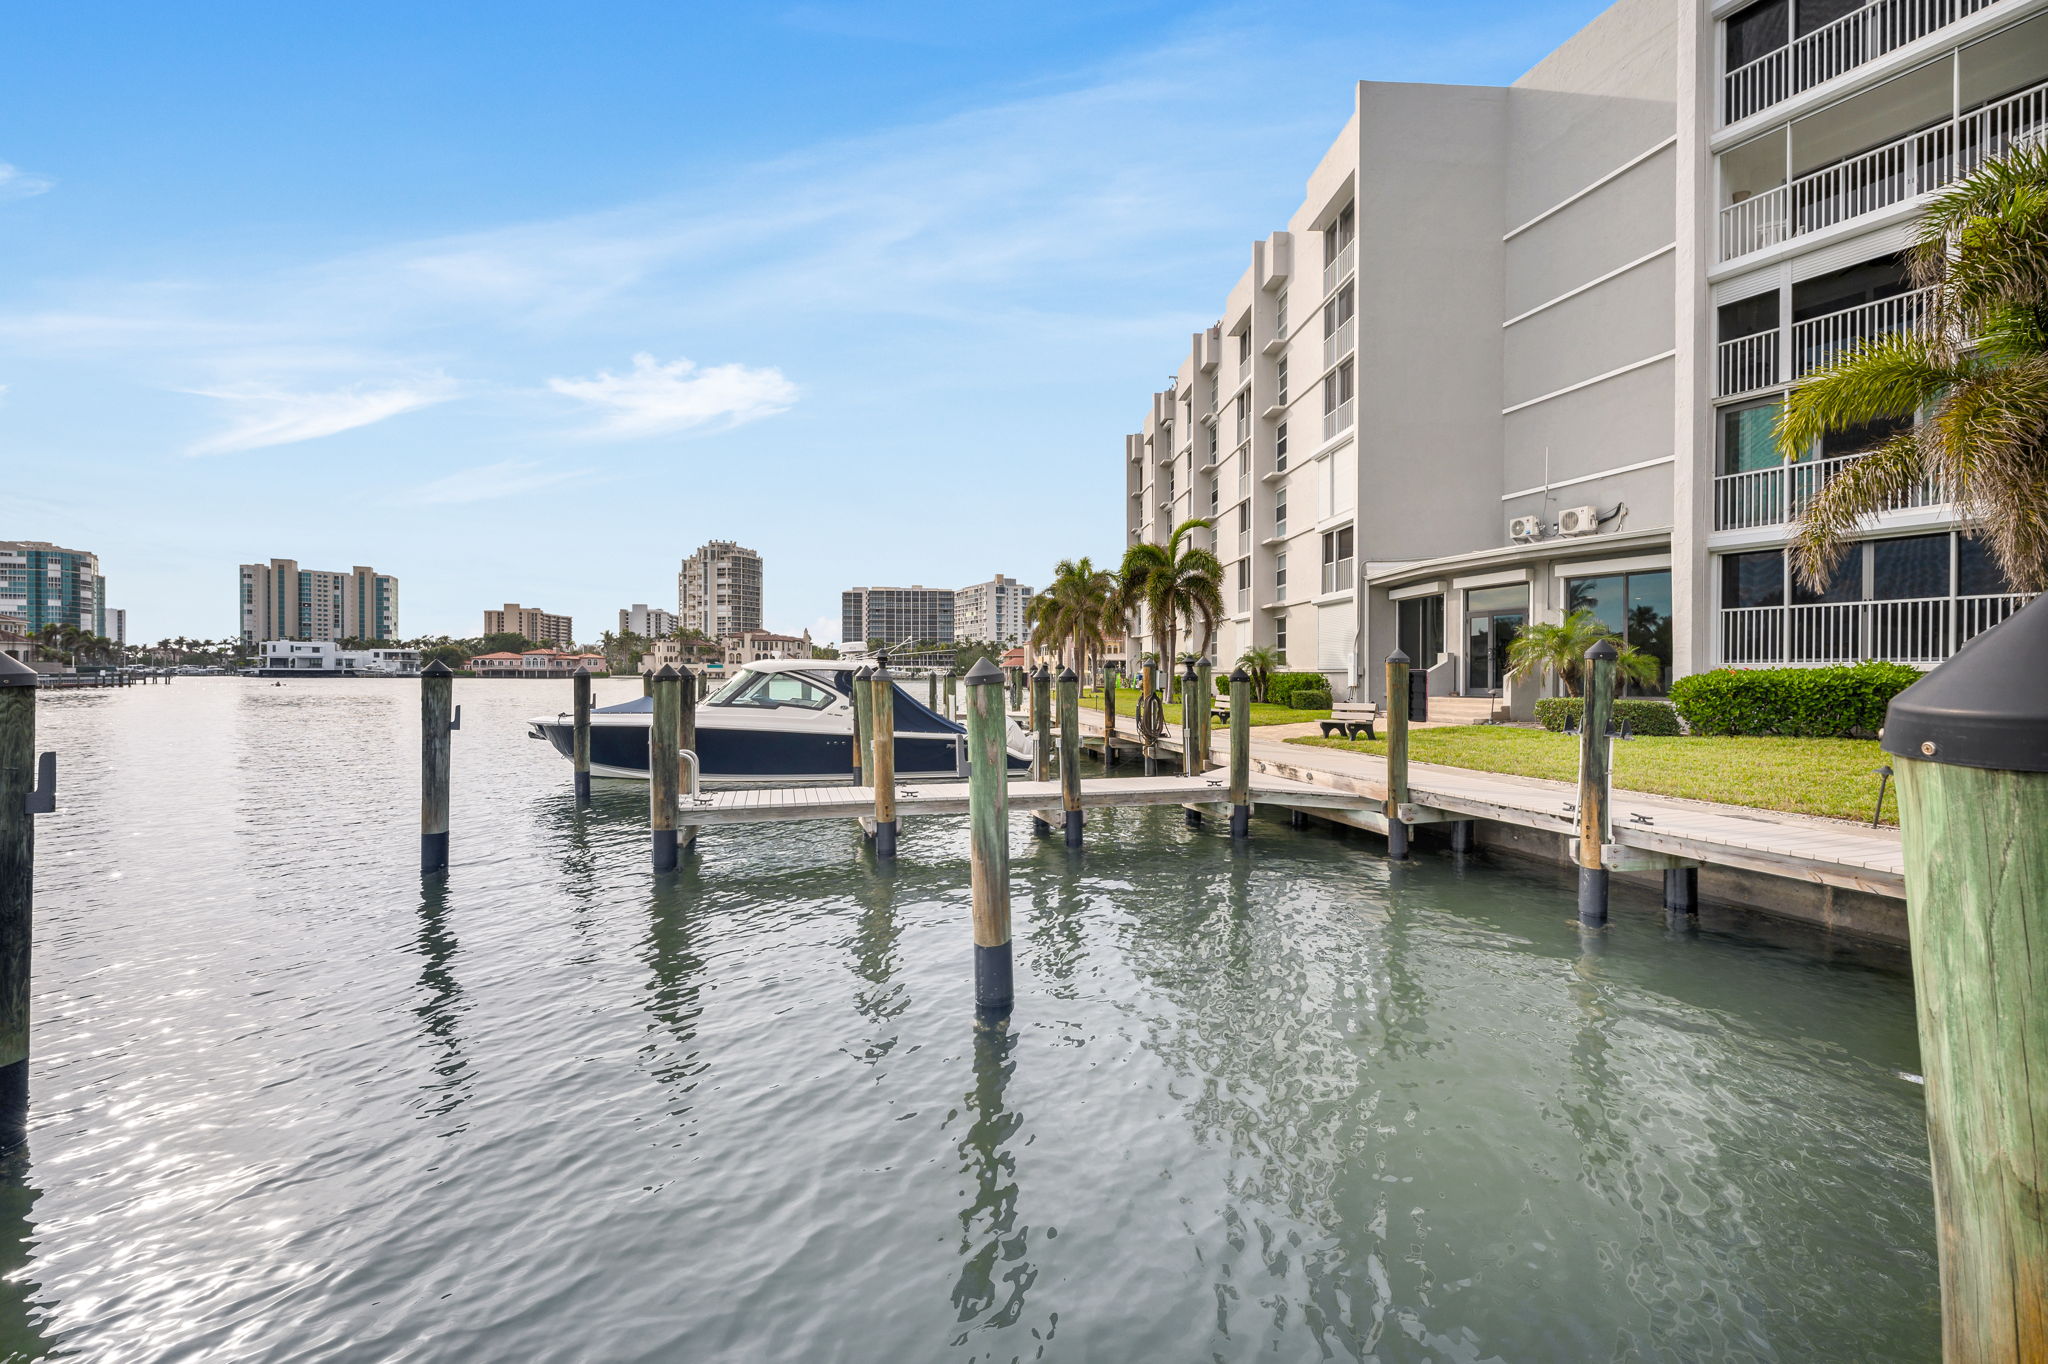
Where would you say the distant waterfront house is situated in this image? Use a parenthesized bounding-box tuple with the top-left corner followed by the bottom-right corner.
(721, 629, 812, 667)
(469, 648, 606, 678)
(258, 640, 419, 675)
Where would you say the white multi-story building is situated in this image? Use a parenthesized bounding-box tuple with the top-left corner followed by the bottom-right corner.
(842, 586, 955, 646)
(256, 640, 420, 674)
(1122, 0, 2042, 712)
(955, 574, 1035, 646)
(619, 603, 679, 639)
(240, 560, 398, 645)
(678, 541, 763, 639)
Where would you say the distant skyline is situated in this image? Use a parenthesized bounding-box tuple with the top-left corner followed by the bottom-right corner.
(3, 0, 1612, 645)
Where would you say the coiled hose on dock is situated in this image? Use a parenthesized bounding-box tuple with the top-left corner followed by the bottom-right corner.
(1135, 689, 1167, 745)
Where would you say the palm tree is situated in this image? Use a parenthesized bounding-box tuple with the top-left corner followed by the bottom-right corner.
(1776, 142, 2048, 592)
(1236, 645, 1281, 702)
(1027, 557, 1116, 676)
(1505, 610, 1661, 697)
(1114, 519, 1224, 699)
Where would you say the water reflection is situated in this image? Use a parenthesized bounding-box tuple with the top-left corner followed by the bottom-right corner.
(638, 874, 709, 1119)
(410, 880, 473, 1126)
(948, 1020, 1034, 1342)
(846, 858, 905, 1064)
(0, 1153, 50, 1361)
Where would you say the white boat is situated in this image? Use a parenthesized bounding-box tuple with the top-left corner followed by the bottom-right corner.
(528, 658, 1032, 785)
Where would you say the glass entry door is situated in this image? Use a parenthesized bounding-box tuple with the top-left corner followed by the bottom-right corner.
(1464, 585, 1529, 693)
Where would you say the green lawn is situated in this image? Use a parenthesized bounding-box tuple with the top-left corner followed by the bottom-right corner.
(1290, 726, 1898, 825)
(1077, 689, 1328, 727)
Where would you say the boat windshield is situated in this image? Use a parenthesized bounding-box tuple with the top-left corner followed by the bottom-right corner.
(709, 669, 840, 711)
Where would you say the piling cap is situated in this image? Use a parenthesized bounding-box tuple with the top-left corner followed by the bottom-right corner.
(0, 653, 38, 687)
(573, 664, 590, 677)
(1034, 662, 1050, 678)
(1230, 665, 1249, 683)
(1386, 647, 1410, 666)
(1883, 593, 2048, 772)
(871, 659, 896, 681)
(1585, 639, 1619, 662)
(964, 657, 1004, 687)
(421, 659, 453, 677)
(1059, 666, 1077, 681)
(654, 663, 680, 681)
(1182, 658, 1198, 676)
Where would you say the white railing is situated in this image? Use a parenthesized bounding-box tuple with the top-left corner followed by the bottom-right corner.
(1323, 318, 1354, 371)
(1321, 558, 1355, 594)
(1322, 240, 1355, 298)
(1792, 285, 1936, 376)
(1720, 592, 2029, 665)
(1714, 452, 1944, 530)
(1719, 74, 2048, 261)
(1715, 285, 1937, 397)
(1724, 0, 2000, 124)
(1236, 588, 1250, 614)
(1322, 398, 1355, 441)
(1717, 330, 1781, 398)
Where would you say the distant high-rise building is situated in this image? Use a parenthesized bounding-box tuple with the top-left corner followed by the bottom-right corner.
(841, 586, 955, 647)
(239, 560, 398, 645)
(955, 574, 1034, 647)
(619, 603, 680, 639)
(1, 541, 106, 636)
(678, 541, 763, 638)
(484, 603, 575, 649)
(106, 608, 126, 646)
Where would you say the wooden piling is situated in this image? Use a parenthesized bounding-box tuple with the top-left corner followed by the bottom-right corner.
(679, 668, 699, 848)
(1057, 666, 1082, 847)
(642, 670, 652, 697)
(1576, 640, 1617, 924)
(943, 672, 956, 721)
(650, 664, 681, 871)
(0, 654, 47, 1144)
(1104, 669, 1119, 756)
(1228, 665, 1251, 839)
(571, 665, 593, 806)
(870, 658, 898, 858)
(1881, 597, 2048, 1358)
(927, 671, 939, 713)
(1008, 668, 1022, 715)
(1195, 658, 1214, 769)
(964, 659, 1013, 1015)
(1663, 867, 1696, 914)
(1140, 659, 1159, 776)
(1030, 665, 1052, 783)
(851, 664, 872, 782)
(1384, 649, 1411, 860)
(1450, 819, 1476, 854)
(420, 660, 454, 872)
(1181, 660, 1199, 779)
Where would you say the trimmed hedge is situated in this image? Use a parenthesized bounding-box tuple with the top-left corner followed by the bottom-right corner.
(1533, 696, 1682, 736)
(1268, 672, 1332, 707)
(1668, 661, 1921, 737)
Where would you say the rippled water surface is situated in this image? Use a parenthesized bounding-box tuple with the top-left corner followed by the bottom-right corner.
(3, 679, 1937, 1361)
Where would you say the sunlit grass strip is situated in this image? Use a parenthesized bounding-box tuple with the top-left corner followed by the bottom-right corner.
(1076, 689, 1328, 727)
(1291, 726, 1898, 825)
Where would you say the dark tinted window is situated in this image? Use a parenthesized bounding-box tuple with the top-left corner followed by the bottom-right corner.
(1565, 575, 1626, 635)
(1797, 0, 1864, 35)
(1397, 595, 1445, 664)
(1820, 412, 1912, 460)
(1958, 537, 2013, 596)
(1727, 0, 1788, 68)
(1873, 534, 1950, 600)
(1792, 253, 1912, 322)
(1792, 551, 1861, 604)
(1717, 291, 1779, 341)
(1721, 400, 1783, 473)
(1724, 550, 1785, 608)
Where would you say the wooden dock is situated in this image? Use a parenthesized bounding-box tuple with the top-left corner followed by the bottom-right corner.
(675, 771, 1371, 828)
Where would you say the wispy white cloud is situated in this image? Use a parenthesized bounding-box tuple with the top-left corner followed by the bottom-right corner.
(0, 164, 53, 201)
(400, 458, 594, 504)
(547, 352, 796, 438)
(183, 375, 457, 455)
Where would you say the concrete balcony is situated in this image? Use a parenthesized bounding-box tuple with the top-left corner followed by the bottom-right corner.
(1719, 591, 2030, 664)
(1715, 285, 1935, 398)
(1714, 451, 1945, 529)
(1724, 0, 2004, 125)
(1718, 74, 2048, 263)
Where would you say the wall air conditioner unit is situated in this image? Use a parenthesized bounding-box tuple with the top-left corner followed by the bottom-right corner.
(1558, 505, 1601, 537)
(1507, 515, 1541, 542)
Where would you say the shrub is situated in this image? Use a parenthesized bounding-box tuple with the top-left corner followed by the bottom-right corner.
(1267, 672, 1331, 707)
(1668, 661, 1922, 737)
(1287, 686, 1332, 710)
(1533, 696, 1682, 736)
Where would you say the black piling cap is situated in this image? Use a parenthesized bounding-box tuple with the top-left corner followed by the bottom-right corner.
(0, 653, 38, 687)
(872, 658, 897, 681)
(965, 658, 1004, 687)
(1182, 658, 1198, 678)
(1230, 665, 1250, 683)
(1585, 639, 1619, 662)
(421, 659, 453, 677)
(875, 649, 890, 668)
(1883, 593, 2048, 772)
(1386, 647, 1410, 666)
(654, 663, 680, 681)
(1059, 666, 1077, 682)
(1034, 662, 1050, 678)
(573, 664, 590, 677)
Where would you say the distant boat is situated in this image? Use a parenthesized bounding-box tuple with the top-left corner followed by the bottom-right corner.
(528, 658, 1032, 785)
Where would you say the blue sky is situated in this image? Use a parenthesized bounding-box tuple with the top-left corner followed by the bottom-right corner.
(3, 0, 1611, 645)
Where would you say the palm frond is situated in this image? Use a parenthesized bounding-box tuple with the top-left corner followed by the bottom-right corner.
(1788, 429, 1938, 588)
(1774, 331, 1962, 457)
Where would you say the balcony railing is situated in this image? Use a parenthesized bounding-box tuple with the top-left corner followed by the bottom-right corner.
(1321, 558, 1355, 594)
(1724, 0, 2000, 124)
(1715, 285, 1936, 398)
(1322, 240, 1355, 298)
(1323, 318, 1354, 371)
(1720, 592, 2030, 665)
(1236, 587, 1250, 614)
(1323, 398, 1355, 441)
(1714, 451, 1944, 529)
(1719, 75, 2048, 261)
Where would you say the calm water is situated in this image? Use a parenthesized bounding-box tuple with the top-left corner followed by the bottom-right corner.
(2, 678, 1935, 1362)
